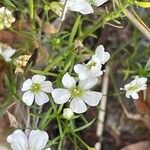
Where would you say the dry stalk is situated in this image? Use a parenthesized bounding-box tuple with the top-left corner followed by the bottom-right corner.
(95, 65, 110, 150)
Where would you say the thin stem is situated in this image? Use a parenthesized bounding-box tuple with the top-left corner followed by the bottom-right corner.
(25, 107, 31, 136)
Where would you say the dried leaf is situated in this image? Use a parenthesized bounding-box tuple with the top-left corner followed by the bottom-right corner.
(0, 60, 6, 100)
(6, 110, 19, 128)
(121, 141, 150, 150)
(134, 84, 150, 128)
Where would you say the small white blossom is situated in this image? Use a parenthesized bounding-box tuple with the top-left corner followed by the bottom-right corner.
(52, 73, 102, 113)
(93, 45, 110, 65)
(74, 45, 110, 80)
(63, 108, 74, 120)
(21, 75, 53, 106)
(121, 76, 147, 99)
(0, 43, 16, 62)
(7, 129, 51, 150)
(60, 0, 108, 20)
(74, 58, 103, 81)
(0, 7, 15, 30)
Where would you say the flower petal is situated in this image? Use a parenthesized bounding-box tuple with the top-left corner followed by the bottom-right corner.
(94, 45, 110, 64)
(21, 79, 33, 91)
(7, 130, 28, 150)
(82, 91, 102, 106)
(52, 88, 71, 104)
(41, 81, 53, 93)
(35, 91, 49, 106)
(74, 64, 89, 80)
(62, 73, 76, 89)
(2, 49, 16, 62)
(69, 0, 94, 14)
(92, 0, 108, 6)
(29, 130, 49, 150)
(22, 91, 34, 106)
(32, 75, 46, 83)
(79, 77, 97, 90)
(131, 92, 139, 99)
(70, 98, 87, 113)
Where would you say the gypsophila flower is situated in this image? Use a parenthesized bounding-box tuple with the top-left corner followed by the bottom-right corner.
(21, 75, 53, 106)
(0, 43, 16, 62)
(52, 73, 102, 113)
(7, 129, 51, 150)
(60, 0, 108, 21)
(63, 108, 74, 120)
(0, 7, 15, 30)
(74, 45, 110, 80)
(121, 76, 147, 99)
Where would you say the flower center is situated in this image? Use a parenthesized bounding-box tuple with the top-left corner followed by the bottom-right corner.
(30, 83, 41, 93)
(71, 87, 84, 97)
(86, 61, 96, 69)
(128, 85, 139, 91)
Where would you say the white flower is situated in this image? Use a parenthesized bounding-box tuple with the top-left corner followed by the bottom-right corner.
(52, 73, 102, 113)
(21, 75, 53, 106)
(60, 0, 108, 20)
(74, 45, 110, 80)
(0, 7, 15, 30)
(0, 43, 16, 62)
(63, 108, 74, 120)
(7, 129, 51, 150)
(74, 58, 103, 80)
(121, 76, 147, 99)
(92, 45, 110, 65)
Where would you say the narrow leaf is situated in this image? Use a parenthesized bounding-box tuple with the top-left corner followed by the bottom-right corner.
(75, 119, 95, 132)
(136, 1, 150, 8)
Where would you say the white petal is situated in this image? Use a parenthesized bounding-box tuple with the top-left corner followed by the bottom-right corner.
(74, 64, 89, 80)
(21, 79, 33, 91)
(52, 88, 71, 104)
(22, 91, 34, 106)
(131, 92, 139, 99)
(35, 91, 49, 106)
(94, 45, 110, 64)
(82, 91, 102, 106)
(92, 0, 108, 6)
(32, 75, 46, 83)
(69, 0, 94, 14)
(2, 49, 16, 62)
(29, 130, 49, 150)
(62, 73, 76, 89)
(79, 77, 97, 90)
(7, 130, 28, 150)
(125, 92, 131, 98)
(41, 81, 53, 93)
(70, 98, 87, 113)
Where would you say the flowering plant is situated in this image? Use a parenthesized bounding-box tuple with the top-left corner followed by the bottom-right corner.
(0, 0, 150, 150)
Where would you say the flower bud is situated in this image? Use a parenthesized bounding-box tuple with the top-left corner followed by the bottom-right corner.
(63, 108, 74, 120)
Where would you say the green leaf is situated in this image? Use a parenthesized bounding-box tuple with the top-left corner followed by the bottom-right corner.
(4, 0, 16, 7)
(74, 118, 95, 132)
(39, 107, 54, 129)
(44, 1, 63, 16)
(145, 58, 150, 71)
(29, 0, 34, 19)
(136, 1, 150, 8)
(69, 15, 81, 47)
